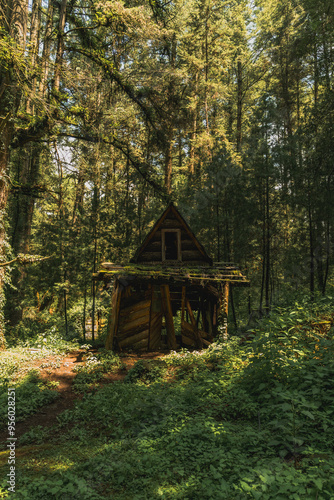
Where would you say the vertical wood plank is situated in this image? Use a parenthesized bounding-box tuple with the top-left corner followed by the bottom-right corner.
(148, 286, 163, 350)
(161, 285, 177, 350)
(147, 285, 153, 350)
(196, 308, 201, 327)
(222, 281, 229, 340)
(181, 286, 186, 322)
(185, 298, 203, 349)
(185, 297, 196, 327)
(206, 301, 213, 338)
(177, 229, 182, 261)
(105, 281, 121, 350)
(224, 282, 230, 315)
(161, 230, 166, 261)
(149, 313, 163, 350)
(213, 303, 217, 326)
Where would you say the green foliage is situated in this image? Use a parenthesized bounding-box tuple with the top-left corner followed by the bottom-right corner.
(2, 295, 331, 498)
(11, 471, 102, 500)
(19, 425, 51, 446)
(0, 345, 64, 386)
(124, 359, 167, 384)
(72, 349, 121, 393)
(0, 370, 58, 429)
(1, 0, 334, 492)
(8, 325, 80, 353)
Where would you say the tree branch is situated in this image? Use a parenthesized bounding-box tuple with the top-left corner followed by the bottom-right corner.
(0, 254, 52, 267)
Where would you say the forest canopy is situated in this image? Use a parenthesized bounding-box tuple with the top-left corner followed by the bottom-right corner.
(0, 0, 333, 345)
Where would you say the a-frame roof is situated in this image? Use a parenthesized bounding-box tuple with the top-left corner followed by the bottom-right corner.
(130, 202, 213, 265)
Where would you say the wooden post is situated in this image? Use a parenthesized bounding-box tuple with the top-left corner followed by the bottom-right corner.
(213, 304, 217, 326)
(148, 286, 162, 350)
(105, 281, 121, 350)
(181, 286, 186, 322)
(203, 300, 213, 341)
(147, 286, 153, 350)
(222, 281, 229, 340)
(196, 308, 201, 328)
(161, 285, 177, 350)
(206, 305, 213, 339)
(82, 281, 87, 341)
(92, 280, 95, 341)
(185, 298, 203, 349)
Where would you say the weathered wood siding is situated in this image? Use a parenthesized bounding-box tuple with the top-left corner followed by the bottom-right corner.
(117, 298, 151, 350)
(137, 211, 208, 264)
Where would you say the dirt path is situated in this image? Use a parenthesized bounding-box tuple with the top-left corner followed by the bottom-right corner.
(0, 351, 84, 445)
(0, 350, 167, 445)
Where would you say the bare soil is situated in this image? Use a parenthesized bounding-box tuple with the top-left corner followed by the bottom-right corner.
(0, 349, 168, 445)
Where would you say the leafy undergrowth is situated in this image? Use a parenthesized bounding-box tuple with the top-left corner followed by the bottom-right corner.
(0, 330, 80, 430)
(1, 296, 334, 499)
(72, 350, 123, 393)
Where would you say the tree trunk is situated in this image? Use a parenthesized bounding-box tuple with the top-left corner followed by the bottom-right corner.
(236, 60, 243, 153)
(264, 173, 270, 313)
(8, 144, 41, 326)
(189, 73, 198, 176)
(0, 0, 29, 348)
(26, 0, 41, 114)
(39, 0, 54, 97)
(54, 0, 67, 92)
(164, 129, 173, 195)
(322, 218, 330, 295)
(308, 190, 315, 300)
(72, 162, 86, 227)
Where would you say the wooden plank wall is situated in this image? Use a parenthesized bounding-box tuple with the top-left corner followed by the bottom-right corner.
(137, 211, 208, 265)
(148, 311, 162, 349)
(148, 286, 163, 350)
(106, 282, 219, 351)
(117, 298, 151, 350)
(161, 285, 177, 350)
(105, 282, 121, 350)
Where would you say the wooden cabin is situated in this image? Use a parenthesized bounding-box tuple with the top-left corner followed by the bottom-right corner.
(95, 203, 248, 351)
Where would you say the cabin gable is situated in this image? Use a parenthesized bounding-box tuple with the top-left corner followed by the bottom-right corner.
(131, 203, 212, 265)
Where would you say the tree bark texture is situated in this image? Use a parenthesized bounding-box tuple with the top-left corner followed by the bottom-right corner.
(0, 0, 29, 347)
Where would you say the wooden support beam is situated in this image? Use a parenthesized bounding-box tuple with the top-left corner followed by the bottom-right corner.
(105, 282, 121, 350)
(185, 298, 203, 349)
(161, 285, 177, 350)
(181, 286, 186, 322)
(181, 320, 209, 339)
(213, 303, 217, 326)
(222, 281, 229, 340)
(201, 298, 213, 340)
(196, 307, 201, 328)
(149, 286, 163, 350)
(181, 321, 210, 347)
(206, 301, 213, 339)
(181, 334, 196, 346)
(149, 313, 163, 350)
(185, 297, 196, 328)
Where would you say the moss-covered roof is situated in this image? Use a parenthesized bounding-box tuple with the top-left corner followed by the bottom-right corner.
(94, 262, 249, 286)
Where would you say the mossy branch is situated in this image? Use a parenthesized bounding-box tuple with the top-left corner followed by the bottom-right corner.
(0, 254, 52, 268)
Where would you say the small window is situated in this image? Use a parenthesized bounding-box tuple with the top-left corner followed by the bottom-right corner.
(162, 229, 181, 261)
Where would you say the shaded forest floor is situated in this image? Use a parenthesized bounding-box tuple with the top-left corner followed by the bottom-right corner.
(1, 298, 334, 499)
(0, 349, 167, 446)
